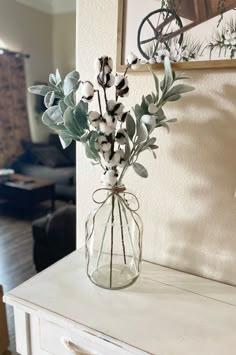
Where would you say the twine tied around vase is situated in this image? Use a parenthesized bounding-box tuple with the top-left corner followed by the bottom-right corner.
(92, 186, 140, 212)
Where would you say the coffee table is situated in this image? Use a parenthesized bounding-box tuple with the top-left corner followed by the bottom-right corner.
(0, 174, 55, 214)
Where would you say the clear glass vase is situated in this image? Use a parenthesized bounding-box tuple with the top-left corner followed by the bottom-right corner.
(85, 186, 143, 290)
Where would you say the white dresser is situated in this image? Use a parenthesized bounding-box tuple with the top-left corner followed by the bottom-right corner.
(4, 248, 236, 355)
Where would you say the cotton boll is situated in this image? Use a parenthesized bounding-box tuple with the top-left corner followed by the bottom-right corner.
(81, 81, 94, 102)
(95, 135, 111, 152)
(115, 74, 129, 97)
(107, 100, 124, 117)
(99, 120, 114, 135)
(94, 56, 113, 75)
(115, 129, 127, 145)
(148, 103, 158, 114)
(126, 52, 141, 70)
(88, 111, 101, 128)
(97, 73, 115, 88)
(141, 114, 156, 132)
(108, 151, 121, 167)
(117, 111, 129, 123)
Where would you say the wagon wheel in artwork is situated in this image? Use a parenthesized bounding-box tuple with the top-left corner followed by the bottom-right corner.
(137, 8, 184, 60)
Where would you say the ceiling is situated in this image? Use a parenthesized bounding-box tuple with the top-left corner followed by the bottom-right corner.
(16, 0, 76, 15)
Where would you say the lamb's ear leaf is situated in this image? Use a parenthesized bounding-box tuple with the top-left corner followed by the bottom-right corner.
(150, 68, 159, 101)
(74, 101, 89, 130)
(59, 131, 73, 149)
(132, 162, 148, 178)
(59, 100, 67, 115)
(56, 69, 62, 85)
(44, 91, 55, 108)
(161, 56, 173, 93)
(28, 85, 54, 97)
(65, 70, 80, 81)
(164, 84, 194, 99)
(126, 113, 136, 141)
(133, 104, 144, 122)
(64, 107, 84, 136)
(49, 73, 57, 86)
(42, 106, 63, 126)
(64, 92, 75, 108)
(63, 78, 80, 96)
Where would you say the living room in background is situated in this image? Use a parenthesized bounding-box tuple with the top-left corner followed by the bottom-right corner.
(0, 52, 30, 168)
(0, 1, 77, 353)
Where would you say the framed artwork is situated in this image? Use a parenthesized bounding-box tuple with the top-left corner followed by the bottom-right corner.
(117, 0, 236, 71)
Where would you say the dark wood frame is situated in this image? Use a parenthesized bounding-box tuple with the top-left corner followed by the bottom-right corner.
(116, 0, 236, 71)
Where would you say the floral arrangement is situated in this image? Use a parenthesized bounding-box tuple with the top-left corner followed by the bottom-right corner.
(206, 17, 236, 59)
(29, 53, 194, 187)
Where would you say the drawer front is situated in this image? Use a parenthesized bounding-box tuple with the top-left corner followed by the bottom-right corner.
(39, 319, 144, 355)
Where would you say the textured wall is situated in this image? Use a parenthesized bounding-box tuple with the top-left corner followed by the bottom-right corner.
(76, 0, 236, 285)
(53, 12, 76, 78)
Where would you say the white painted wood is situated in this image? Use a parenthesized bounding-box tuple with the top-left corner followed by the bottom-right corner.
(14, 309, 31, 355)
(4, 249, 236, 355)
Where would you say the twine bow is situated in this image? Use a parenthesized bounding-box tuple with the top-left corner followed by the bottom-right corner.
(92, 186, 140, 212)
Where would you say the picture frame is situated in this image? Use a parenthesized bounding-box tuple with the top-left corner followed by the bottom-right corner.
(117, 0, 236, 71)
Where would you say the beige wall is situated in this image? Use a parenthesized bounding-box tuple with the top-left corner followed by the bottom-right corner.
(0, 0, 53, 142)
(53, 12, 76, 78)
(76, 0, 236, 285)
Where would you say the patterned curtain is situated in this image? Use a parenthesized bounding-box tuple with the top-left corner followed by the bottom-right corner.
(0, 54, 30, 168)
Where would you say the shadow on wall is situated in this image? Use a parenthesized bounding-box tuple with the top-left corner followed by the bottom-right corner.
(165, 83, 236, 286)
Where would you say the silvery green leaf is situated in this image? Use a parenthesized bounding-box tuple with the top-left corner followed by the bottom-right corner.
(148, 147, 157, 159)
(49, 74, 57, 86)
(136, 122, 148, 144)
(156, 122, 170, 132)
(145, 94, 153, 104)
(124, 140, 131, 161)
(65, 70, 80, 81)
(126, 113, 136, 140)
(64, 107, 84, 136)
(134, 104, 144, 121)
(42, 106, 63, 126)
(56, 69, 62, 85)
(64, 92, 75, 108)
(148, 137, 156, 145)
(162, 56, 173, 93)
(165, 84, 194, 98)
(44, 91, 55, 108)
(80, 132, 89, 143)
(150, 144, 159, 150)
(28, 85, 54, 96)
(133, 162, 148, 178)
(85, 143, 99, 161)
(155, 108, 166, 122)
(88, 131, 99, 158)
(150, 69, 159, 102)
(165, 94, 181, 102)
(75, 101, 89, 130)
(59, 100, 67, 115)
(166, 118, 177, 123)
(59, 131, 73, 148)
(141, 95, 149, 113)
(174, 75, 190, 81)
(64, 77, 79, 95)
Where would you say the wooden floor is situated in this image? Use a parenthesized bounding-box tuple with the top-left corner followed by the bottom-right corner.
(0, 201, 69, 354)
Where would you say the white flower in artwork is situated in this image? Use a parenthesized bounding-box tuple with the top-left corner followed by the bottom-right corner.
(224, 30, 236, 46)
(170, 42, 181, 62)
(81, 81, 94, 102)
(148, 57, 156, 64)
(155, 48, 170, 63)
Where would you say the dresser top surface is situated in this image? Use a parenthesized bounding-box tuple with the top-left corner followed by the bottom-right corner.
(4, 249, 236, 355)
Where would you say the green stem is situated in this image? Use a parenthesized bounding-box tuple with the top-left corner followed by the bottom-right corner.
(118, 200, 126, 264)
(110, 194, 115, 288)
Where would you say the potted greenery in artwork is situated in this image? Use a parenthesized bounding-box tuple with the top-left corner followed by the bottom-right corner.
(29, 54, 194, 290)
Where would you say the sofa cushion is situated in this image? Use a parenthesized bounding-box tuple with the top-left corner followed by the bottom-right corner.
(18, 163, 75, 185)
(27, 145, 71, 168)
